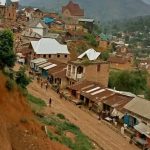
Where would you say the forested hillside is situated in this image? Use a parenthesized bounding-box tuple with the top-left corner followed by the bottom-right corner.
(20, 0, 150, 22)
(104, 15, 150, 33)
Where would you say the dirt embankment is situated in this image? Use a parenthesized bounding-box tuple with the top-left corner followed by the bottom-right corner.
(0, 74, 69, 150)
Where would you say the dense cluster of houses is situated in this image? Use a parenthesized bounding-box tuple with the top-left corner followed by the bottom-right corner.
(1, 0, 150, 149)
(68, 80, 150, 148)
(29, 48, 109, 89)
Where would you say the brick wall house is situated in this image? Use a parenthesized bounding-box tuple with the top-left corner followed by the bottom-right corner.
(66, 60, 109, 87)
(108, 55, 133, 70)
(0, 0, 18, 21)
(29, 38, 70, 63)
(66, 48, 109, 87)
(62, 1, 84, 24)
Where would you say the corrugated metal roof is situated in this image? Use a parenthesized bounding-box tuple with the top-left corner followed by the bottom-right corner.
(43, 64, 57, 70)
(134, 123, 150, 138)
(103, 93, 133, 111)
(38, 62, 52, 68)
(78, 48, 100, 61)
(78, 18, 94, 22)
(28, 19, 48, 29)
(85, 87, 101, 93)
(22, 30, 42, 39)
(68, 80, 95, 91)
(51, 69, 67, 78)
(124, 97, 150, 120)
(48, 64, 67, 74)
(31, 38, 69, 55)
(91, 89, 106, 96)
(35, 60, 48, 66)
(31, 58, 47, 64)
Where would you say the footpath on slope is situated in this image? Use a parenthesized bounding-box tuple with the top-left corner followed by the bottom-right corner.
(0, 73, 69, 150)
(28, 80, 139, 150)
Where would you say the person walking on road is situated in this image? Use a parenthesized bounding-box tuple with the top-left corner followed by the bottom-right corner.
(49, 98, 52, 107)
(41, 81, 43, 88)
(45, 82, 48, 90)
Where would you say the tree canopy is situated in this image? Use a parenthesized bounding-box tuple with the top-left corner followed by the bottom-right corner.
(145, 87, 150, 100)
(16, 67, 30, 89)
(84, 34, 98, 47)
(108, 70, 148, 95)
(100, 51, 110, 61)
(0, 30, 16, 69)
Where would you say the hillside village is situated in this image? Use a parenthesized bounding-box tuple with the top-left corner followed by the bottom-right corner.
(1, 0, 150, 150)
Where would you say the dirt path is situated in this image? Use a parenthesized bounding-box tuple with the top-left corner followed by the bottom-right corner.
(27, 80, 139, 150)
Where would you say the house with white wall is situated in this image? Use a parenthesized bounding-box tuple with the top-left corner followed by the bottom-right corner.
(28, 19, 49, 37)
(30, 38, 70, 63)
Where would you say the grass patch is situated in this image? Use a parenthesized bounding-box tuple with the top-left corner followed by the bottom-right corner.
(38, 114, 94, 150)
(27, 94, 46, 107)
(57, 113, 66, 120)
(26, 95, 94, 149)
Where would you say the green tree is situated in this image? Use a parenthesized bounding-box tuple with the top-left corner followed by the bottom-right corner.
(100, 51, 110, 61)
(145, 87, 150, 100)
(108, 70, 147, 95)
(16, 67, 30, 89)
(0, 30, 16, 69)
(93, 23, 101, 34)
(84, 34, 98, 47)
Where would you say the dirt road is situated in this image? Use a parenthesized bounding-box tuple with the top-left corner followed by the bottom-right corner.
(28, 80, 139, 150)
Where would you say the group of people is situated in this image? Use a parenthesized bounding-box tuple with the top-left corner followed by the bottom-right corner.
(36, 76, 49, 90)
(98, 110, 111, 120)
(36, 75, 52, 107)
(49, 97, 52, 107)
(40, 80, 49, 90)
(35, 75, 65, 108)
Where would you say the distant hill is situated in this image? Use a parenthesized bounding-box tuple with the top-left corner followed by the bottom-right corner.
(20, 0, 150, 22)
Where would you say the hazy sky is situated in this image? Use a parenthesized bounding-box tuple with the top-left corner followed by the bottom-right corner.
(142, 0, 150, 4)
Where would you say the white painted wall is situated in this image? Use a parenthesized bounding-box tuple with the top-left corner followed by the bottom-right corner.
(31, 23, 44, 36)
(25, 11, 32, 20)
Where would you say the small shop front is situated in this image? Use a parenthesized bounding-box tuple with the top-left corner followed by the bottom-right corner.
(133, 122, 150, 149)
(123, 113, 139, 127)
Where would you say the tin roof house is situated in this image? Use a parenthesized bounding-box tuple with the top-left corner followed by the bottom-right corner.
(30, 38, 70, 63)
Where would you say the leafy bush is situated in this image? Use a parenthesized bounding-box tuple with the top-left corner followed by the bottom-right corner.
(3, 67, 14, 79)
(0, 30, 16, 69)
(5, 79, 14, 91)
(84, 34, 98, 47)
(18, 85, 28, 96)
(16, 67, 30, 89)
(145, 87, 150, 100)
(100, 51, 110, 61)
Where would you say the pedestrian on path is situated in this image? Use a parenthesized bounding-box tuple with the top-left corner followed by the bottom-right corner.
(37, 76, 40, 83)
(98, 110, 102, 120)
(49, 98, 52, 107)
(56, 87, 60, 94)
(121, 126, 125, 136)
(45, 82, 48, 90)
(59, 92, 63, 99)
(41, 81, 43, 88)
